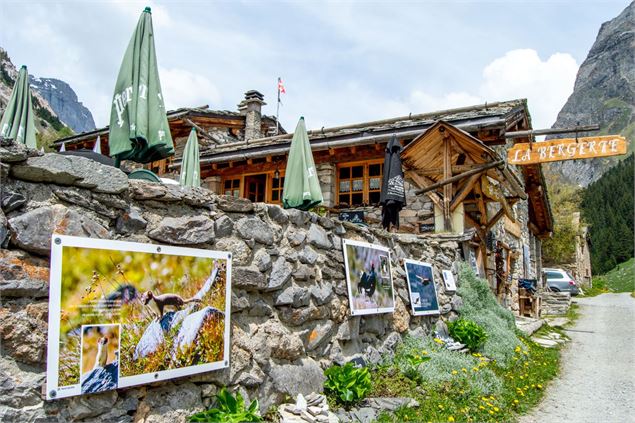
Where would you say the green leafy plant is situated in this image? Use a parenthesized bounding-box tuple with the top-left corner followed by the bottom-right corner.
(402, 351, 431, 381)
(448, 318, 487, 352)
(324, 362, 372, 405)
(188, 387, 262, 422)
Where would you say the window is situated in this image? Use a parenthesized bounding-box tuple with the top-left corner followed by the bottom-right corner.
(337, 161, 383, 207)
(545, 271, 564, 279)
(224, 178, 240, 197)
(271, 175, 285, 204)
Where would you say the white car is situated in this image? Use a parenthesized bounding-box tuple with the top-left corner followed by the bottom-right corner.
(543, 268, 580, 295)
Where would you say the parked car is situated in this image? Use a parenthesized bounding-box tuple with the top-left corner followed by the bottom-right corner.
(543, 268, 580, 295)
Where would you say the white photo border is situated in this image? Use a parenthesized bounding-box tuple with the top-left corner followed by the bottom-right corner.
(403, 258, 440, 316)
(46, 234, 232, 400)
(342, 238, 395, 316)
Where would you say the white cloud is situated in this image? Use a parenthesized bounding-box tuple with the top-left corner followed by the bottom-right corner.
(479, 49, 578, 129)
(159, 67, 221, 112)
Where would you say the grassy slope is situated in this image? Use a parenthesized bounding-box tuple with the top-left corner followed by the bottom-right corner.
(585, 258, 635, 296)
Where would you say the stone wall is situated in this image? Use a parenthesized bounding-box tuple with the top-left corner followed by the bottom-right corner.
(0, 141, 469, 423)
(540, 292, 572, 316)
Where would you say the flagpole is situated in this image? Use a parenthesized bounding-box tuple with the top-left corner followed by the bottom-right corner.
(276, 77, 281, 135)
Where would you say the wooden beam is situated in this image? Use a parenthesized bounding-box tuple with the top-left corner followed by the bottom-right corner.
(450, 173, 481, 212)
(443, 136, 452, 230)
(485, 208, 506, 232)
(183, 118, 222, 144)
(417, 163, 492, 177)
(473, 183, 488, 225)
(414, 160, 505, 195)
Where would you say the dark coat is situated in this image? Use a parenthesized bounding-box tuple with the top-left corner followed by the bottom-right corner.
(380, 135, 406, 229)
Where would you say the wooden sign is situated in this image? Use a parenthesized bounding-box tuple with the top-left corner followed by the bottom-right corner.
(508, 135, 628, 165)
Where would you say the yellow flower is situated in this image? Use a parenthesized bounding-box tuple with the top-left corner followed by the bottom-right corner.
(472, 367, 479, 372)
(422, 350, 428, 355)
(531, 384, 536, 388)
(434, 338, 445, 344)
(537, 384, 543, 389)
(448, 417, 455, 422)
(514, 399, 520, 404)
(462, 368, 467, 372)
(489, 396, 495, 400)
(489, 410, 494, 415)
(479, 406, 485, 410)
(452, 370, 458, 375)
(515, 346, 521, 353)
(494, 407, 500, 412)
(486, 402, 493, 407)
(438, 404, 444, 410)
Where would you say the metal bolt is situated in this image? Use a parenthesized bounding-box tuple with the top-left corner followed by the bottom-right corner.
(228, 253, 232, 259)
(224, 360, 228, 366)
(154, 373, 159, 379)
(157, 247, 161, 253)
(49, 390, 57, 398)
(54, 238, 61, 245)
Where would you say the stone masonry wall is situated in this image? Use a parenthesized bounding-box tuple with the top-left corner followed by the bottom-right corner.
(0, 141, 468, 423)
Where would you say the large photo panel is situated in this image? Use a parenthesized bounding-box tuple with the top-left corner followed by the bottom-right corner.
(46, 235, 232, 400)
(404, 259, 440, 316)
(342, 239, 395, 315)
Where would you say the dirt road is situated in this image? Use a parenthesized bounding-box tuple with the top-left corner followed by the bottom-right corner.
(520, 293, 635, 423)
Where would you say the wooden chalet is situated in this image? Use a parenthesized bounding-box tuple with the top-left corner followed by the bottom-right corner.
(55, 93, 553, 315)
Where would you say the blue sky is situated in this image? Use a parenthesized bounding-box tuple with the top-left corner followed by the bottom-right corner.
(0, 0, 630, 132)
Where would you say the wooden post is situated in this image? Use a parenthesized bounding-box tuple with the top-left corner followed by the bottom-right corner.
(413, 160, 505, 195)
(443, 134, 452, 231)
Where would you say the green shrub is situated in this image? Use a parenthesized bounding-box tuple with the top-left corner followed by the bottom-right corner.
(448, 319, 487, 351)
(456, 264, 524, 365)
(324, 362, 372, 405)
(393, 336, 503, 397)
(188, 387, 262, 422)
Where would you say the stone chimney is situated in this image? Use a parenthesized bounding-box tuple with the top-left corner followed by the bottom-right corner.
(238, 90, 266, 141)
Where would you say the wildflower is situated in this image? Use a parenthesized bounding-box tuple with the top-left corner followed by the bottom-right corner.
(438, 404, 444, 410)
(481, 397, 488, 401)
(462, 368, 467, 372)
(452, 370, 458, 375)
(515, 346, 521, 353)
(486, 402, 493, 407)
(489, 410, 494, 415)
(472, 367, 479, 372)
(494, 407, 500, 412)
(531, 384, 536, 388)
(434, 338, 445, 344)
(448, 417, 455, 422)
(489, 396, 495, 400)
(513, 399, 520, 404)
(537, 384, 543, 389)
(422, 350, 428, 355)
(479, 406, 485, 410)
(520, 375, 524, 380)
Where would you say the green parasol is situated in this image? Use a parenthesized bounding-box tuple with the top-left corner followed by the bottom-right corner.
(282, 117, 323, 210)
(109, 6, 174, 164)
(180, 128, 201, 187)
(0, 66, 37, 148)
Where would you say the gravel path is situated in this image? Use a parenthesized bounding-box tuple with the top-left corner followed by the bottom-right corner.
(520, 293, 635, 423)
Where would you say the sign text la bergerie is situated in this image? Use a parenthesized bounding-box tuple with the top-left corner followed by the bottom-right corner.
(508, 135, 628, 165)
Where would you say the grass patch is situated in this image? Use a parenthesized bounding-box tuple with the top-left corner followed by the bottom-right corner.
(586, 258, 634, 296)
(370, 266, 561, 422)
(374, 335, 560, 423)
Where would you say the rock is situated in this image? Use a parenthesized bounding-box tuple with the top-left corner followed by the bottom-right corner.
(10, 153, 128, 194)
(115, 206, 147, 234)
(365, 346, 382, 365)
(65, 390, 119, 421)
(214, 215, 234, 238)
(233, 265, 267, 291)
(216, 195, 254, 213)
(391, 297, 410, 333)
(8, 204, 109, 255)
(287, 209, 311, 226)
(0, 249, 49, 297)
(247, 299, 274, 317)
(336, 317, 360, 341)
(450, 295, 464, 311)
(440, 303, 452, 314)
(52, 186, 118, 218)
(360, 316, 386, 336)
(231, 291, 250, 312)
(306, 321, 335, 351)
(80, 360, 119, 394)
(275, 285, 295, 306)
(298, 245, 319, 265)
(215, 238, 251, 265)
(0, 355, 46, 409)
(546, 317, 570, 328)
(138, 382, 203, 422)
(268, 257, 293, 292)
(288, 229, 307, 246)
(129, 179, 168, 200)
(1, 190, 26, 212)
(435, 320, 450, 338)
(310, 282, 333, 305)
(279, 305, 330, 327)
(531, 337, 559, 348)
(147, 215, 215, 245)
(270, 358, 326, 398)
(254, 249, 272, 272)
(0, 306, 47, 364)
(293, 264, 315, 281)
(364, 397, 420, 411)
(307, 224, 332, 249)
(348, 407, 377, 423)
(236, 216, 274, 245)
(267, 204, 289, 224)
(0, 209, 7, 247)
(0, 141, 29, 162)
(380, 332, 401, 356)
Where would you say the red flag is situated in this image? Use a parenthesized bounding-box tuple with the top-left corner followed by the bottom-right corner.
(278, 77, 286, 94)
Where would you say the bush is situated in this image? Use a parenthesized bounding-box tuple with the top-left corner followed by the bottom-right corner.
(448, 319, 487, 351)
(393, 336, 502, 397)
(456, 264, 524, 365)
(188, 387, 262, 423)
(324, 362, 372, 406)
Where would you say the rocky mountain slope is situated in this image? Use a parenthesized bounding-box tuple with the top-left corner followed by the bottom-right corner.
(29, 76, 95, 133)
(0, 47, 95, 147)
(546, 1, 634, 186)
